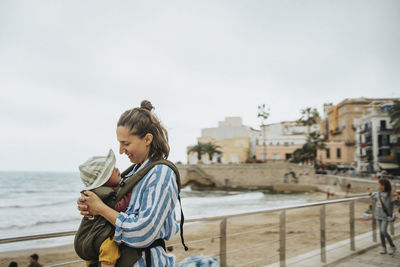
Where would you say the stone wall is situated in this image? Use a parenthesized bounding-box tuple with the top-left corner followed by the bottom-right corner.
(176, 163, 383, 194)
(177, 163, 315, 187)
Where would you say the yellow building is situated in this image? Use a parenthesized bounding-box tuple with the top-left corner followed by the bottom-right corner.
(187, 117, 253, 164)
(188, 136, 250, 164)
(318, 98, 398, 165)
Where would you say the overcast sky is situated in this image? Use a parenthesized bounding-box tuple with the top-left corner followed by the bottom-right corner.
(1, 0, 399, 171)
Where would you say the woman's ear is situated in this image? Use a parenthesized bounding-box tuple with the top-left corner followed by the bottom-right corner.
(144, 133, 153, 146)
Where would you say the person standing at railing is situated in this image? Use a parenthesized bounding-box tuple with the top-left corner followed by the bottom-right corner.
(368, 178, 399, 255)
(77, 100, 187, 267)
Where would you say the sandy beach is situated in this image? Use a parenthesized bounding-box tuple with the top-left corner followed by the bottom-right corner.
(0, 193, 374, 267)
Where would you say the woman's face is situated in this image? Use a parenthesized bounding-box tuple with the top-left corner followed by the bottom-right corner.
(117, 126, 153, 164)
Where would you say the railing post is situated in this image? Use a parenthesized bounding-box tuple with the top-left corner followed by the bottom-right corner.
(280, 210, 286, 267)
(349, 201, 355, 251)
(220, 218, 227, 267)
(372, 201, 377, 242)
(320, 205, 326, 263)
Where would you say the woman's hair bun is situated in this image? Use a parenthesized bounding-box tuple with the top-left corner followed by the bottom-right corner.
(140, 100, 154, 111)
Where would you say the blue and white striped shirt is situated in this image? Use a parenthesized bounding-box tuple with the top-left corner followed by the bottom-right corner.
(114, 160, 179, 267)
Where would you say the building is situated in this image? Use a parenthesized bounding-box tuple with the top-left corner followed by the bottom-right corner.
(187, 117, 255, 164)
(318, 98, 398, 166)
(255, 121, 319, 162)
(356, 102, 400, 173)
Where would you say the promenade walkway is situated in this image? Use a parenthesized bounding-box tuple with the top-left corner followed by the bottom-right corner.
(334, 242, 400, 267)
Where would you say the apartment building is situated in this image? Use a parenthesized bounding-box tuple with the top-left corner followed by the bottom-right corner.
(318, 98, 399, 166)
(255, 121, 319, 162)
(356, 102, 400, 173)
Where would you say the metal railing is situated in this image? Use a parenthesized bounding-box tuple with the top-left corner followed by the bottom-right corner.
(0, 194, 396, 267)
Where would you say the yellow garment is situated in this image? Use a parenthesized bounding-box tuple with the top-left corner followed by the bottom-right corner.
(85, 237, 120, 266)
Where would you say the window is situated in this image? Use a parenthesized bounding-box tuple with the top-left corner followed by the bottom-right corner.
(337, 148, 341, 159)
(273, 153, 280, 160)
(326, 148, 330, 159)
(354, 107, 360, 111)
(261, 154, 267, 160)
(380, 120, 386, 130)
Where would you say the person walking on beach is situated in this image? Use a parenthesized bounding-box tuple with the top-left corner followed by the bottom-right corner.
(28, 253, 42, 267)
(77, 100, 187, 267)
(368, 178, 399, 255)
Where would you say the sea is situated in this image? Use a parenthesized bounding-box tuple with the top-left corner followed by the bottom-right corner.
(0, 171, 317, 252)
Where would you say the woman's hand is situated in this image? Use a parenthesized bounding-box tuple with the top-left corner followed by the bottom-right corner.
(77, 192, 92, 217)
(79, 190, 107, 216)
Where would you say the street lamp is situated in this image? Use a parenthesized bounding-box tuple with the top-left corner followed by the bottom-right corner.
(258, 104, 270, 162)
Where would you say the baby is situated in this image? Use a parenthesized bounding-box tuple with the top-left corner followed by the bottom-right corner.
(79, 149, 131, 267)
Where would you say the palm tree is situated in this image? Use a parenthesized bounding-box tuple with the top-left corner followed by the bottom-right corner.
(389, 101, 400, 134)
(188, 142, 207, 162)
(298, 107, 320, 134)
(203, 142, 222, 162)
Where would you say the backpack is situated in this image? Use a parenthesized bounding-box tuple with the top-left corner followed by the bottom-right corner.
(74, 160, 188, 266)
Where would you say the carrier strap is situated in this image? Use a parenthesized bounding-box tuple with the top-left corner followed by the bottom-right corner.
(116, 160, 188, 253)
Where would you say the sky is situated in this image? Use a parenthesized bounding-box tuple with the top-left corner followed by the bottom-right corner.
(0, 0, 399, 171)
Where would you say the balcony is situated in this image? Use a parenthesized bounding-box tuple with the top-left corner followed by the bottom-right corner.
(345, 140, 356, 146)
(359, 142, 372, 148)
(378, 155, 395, 163)
(378, 143, 391, 149)
(378, 127, 393, 134)
(359, 128, 371, 134)
(330, 128, 343, 135)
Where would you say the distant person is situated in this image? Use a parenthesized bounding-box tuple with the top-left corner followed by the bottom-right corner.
(346, 183, 351, 197)
(368, 178, 399, 255)
(8, 261, 18, 267)
(28, 253, 42, 267)
(325, 188, 335, 199)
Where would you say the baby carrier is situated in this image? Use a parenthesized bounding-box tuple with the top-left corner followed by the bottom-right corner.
(74, 160, 188, 267)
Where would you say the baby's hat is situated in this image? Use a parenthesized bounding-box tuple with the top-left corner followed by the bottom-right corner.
(79, 149, 116, 190)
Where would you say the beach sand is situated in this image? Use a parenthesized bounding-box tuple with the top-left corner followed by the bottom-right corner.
(1, 194, 374, 267)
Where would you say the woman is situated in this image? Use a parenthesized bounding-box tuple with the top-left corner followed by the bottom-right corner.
(78, 100, 181, 266)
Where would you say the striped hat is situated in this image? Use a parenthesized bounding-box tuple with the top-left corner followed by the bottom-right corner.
(79, 149, 116, 190)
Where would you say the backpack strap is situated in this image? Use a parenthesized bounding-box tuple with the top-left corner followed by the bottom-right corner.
(112, 160, 188, 252)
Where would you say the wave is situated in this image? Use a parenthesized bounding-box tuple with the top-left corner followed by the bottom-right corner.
(0, 198, 77, 209)
(0, 218, 81, 231)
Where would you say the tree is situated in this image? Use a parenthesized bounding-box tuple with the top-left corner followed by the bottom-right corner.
(305, 132, 326, 163)
(188, 142, 207, 162)
(389, 101, 400, 134)
(203, 142, 222, 161)
(291, 132, 326, 164)
(298, 107, 320, 134)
